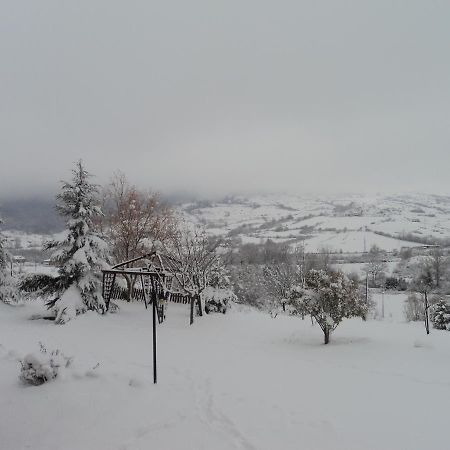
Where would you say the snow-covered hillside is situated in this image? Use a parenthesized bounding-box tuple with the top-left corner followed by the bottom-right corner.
(181, 193, 450, 253)
(1, 298, 448, 450)
(2, 230, 51, 251)
(3, 193, 450, 256)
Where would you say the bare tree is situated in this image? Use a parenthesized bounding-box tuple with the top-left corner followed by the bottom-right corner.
(412, 262, 434, 334)
(427, 247, 447, 289)
(165, 225, 222, 322)
(100, 172, 177, 300)
(403, 292, 424, 322)
(305, 247, 332, 273)
(364, 246, 387, 287)
(263, 263, 301, 311)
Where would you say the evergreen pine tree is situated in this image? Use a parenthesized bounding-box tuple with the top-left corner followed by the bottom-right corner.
(431, 298, 450, 331)
(0, 216, 19, 304)
(25, 161, 110, 323)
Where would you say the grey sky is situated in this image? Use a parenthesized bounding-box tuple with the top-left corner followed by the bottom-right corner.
(1, 0, 449, 198)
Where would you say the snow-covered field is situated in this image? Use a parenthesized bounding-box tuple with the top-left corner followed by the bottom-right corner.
(302, 230, 420, 253)
(1, 297, 449, 450)
(2, 230, 52, 250)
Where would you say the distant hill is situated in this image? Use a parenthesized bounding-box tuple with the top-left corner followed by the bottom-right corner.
(0, 198, 63, 234)
(2, 193, 450, 253)
(180, 193, 450, 253)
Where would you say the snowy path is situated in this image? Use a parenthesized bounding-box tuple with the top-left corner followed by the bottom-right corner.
(1, 299, 450, 450)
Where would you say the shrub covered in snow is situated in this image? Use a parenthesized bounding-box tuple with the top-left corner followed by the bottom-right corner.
(203, 286, 236, 314)
(403, 293, 424, 322)
(230, 264, 268, 308)
(431, 298, 450, 330)
(19, 343, 73, 386)
(288, 270, 368, 344)
(47, 285, 89, 324)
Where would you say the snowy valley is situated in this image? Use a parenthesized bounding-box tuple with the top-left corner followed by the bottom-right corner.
(1, 190, 450, 449)
(2, 2, 450, 448)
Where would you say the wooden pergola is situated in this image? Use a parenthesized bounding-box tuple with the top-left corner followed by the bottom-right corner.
(101, 251, 197, 384)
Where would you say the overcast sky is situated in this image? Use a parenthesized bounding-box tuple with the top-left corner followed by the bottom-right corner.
(1, 0, 449, 199)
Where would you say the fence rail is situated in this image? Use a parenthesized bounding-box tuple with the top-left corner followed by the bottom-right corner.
(110, 285, 191, 304)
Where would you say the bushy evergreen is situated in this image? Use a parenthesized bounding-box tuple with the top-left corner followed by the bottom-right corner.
(431, 298, 450, 331)
(0, 217, 19, 304)
(23, 161, 109, 323)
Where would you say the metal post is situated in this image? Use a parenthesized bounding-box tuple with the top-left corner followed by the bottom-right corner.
(151, 278, 157, 384)
(140, 274, 148, 310)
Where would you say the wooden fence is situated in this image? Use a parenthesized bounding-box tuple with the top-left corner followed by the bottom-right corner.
(110, 285, 191, 304)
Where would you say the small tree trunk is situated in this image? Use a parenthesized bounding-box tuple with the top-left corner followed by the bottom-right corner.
(190, 297, 195, 325)
(324, 327, 330, 345)
(124, 275, 132, 302)
(196, 294, 203, 317)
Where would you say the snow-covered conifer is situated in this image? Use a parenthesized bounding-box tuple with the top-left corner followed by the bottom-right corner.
(431, 298, 450, 330)
(0, 216, 19, 304)
(24, 161, 109, 323)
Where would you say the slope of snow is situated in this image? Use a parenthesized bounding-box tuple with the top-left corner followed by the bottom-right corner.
(2, 230, 50, 250)
(181, 193, 450, 253)
(1, 298, 449, 450)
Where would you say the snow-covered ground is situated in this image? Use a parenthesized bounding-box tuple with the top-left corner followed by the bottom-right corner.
(302, 230, 420, 253)
(1, 297, 449, 450)
(334, 261, 399, 278)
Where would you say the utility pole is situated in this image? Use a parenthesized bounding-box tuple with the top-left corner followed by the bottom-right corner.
(424, 291, 430, 335)
(363, 226, 367, 253)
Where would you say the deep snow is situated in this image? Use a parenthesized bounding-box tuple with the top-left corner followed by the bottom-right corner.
(1, 296, 449, 450)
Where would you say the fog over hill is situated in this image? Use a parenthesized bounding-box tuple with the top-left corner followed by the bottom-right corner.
(3, 192, 450, 254)
(0, 198, 63, 234)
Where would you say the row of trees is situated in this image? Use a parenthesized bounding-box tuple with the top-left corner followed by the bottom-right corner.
(3, 161, 226, 324)
(1, 160, 368, 344)
(3, 160, 447, 341)
(403, 254, 450, 334)
(229, 242, 368, 344)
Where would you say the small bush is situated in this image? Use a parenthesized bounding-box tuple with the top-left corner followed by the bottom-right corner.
(203, 287, 236, 314)
(404, 293, 424, 322)
(19, 343, 73, 386)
